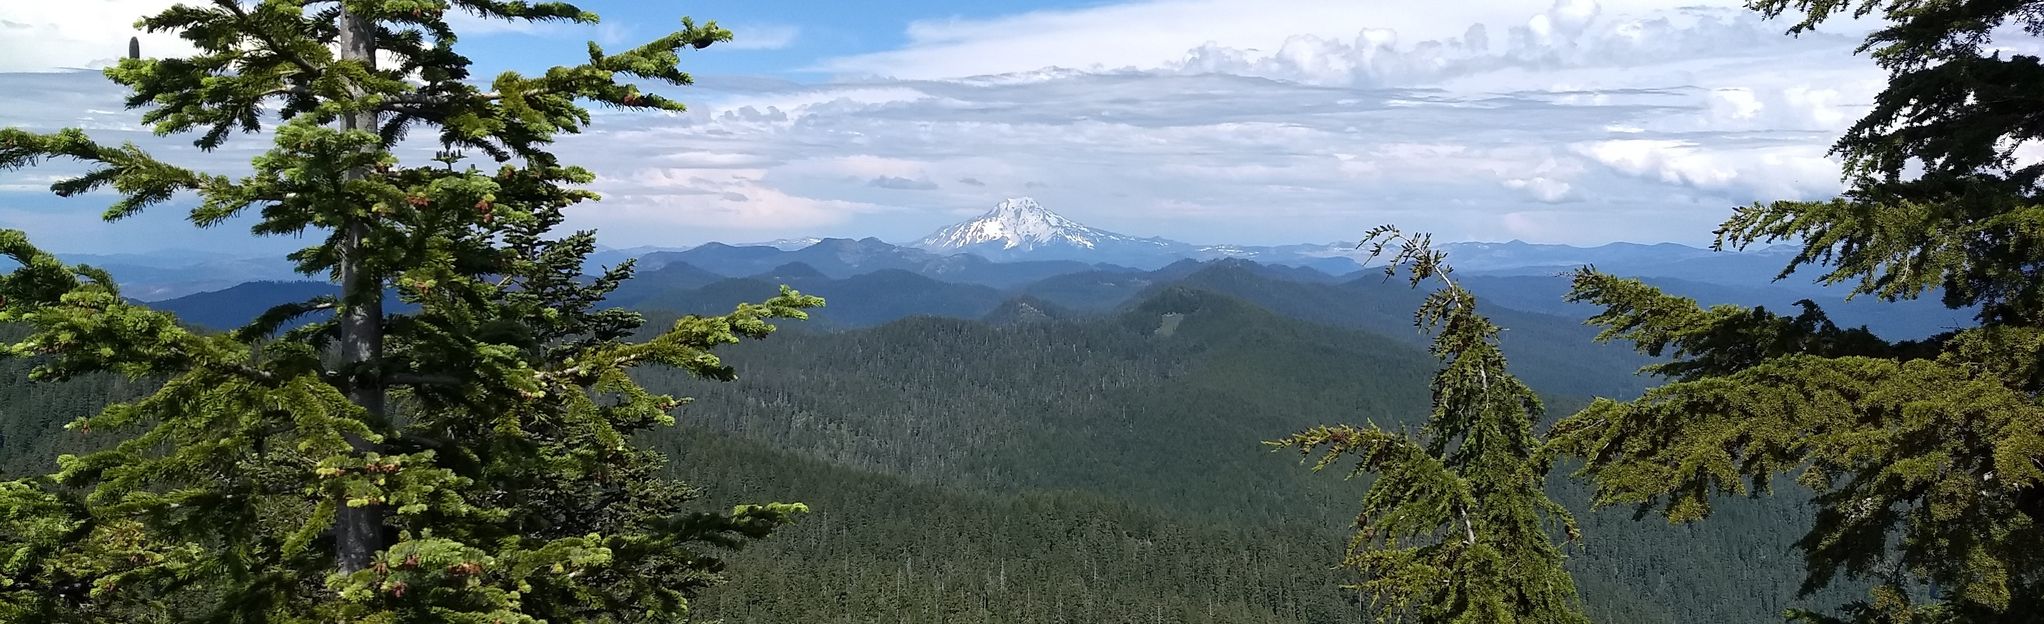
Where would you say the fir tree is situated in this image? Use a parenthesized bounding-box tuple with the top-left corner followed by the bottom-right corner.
(0, 1, 820, 621)
(1547, 1, 2044, 622)
(1274, 227, 1590, 624)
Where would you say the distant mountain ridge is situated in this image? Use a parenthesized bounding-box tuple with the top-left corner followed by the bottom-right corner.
(23, 195, 1886, 301)
(900, 197, 1820, 284)
(631, 237, 1119, 289)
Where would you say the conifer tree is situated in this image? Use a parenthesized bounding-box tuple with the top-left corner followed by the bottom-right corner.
(0, 1, 820, 620)
(1274, 227, 1589, 624)
(1547, 1, 2044, 622)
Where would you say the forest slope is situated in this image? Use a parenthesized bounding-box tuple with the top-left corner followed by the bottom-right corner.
(0, 275, 1860, 622)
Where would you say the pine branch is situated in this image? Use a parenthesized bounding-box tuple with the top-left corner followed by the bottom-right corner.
(216, 0, 321, 77)
(0, 5, 823, 620)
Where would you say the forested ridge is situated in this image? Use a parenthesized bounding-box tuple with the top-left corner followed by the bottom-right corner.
(2, 0, 2039, 621)
(647, 277, 1861, 623)
(0, 273, 1859, 622)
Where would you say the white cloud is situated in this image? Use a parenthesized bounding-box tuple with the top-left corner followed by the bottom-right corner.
(820, 0, 1766, 79)
(0, 0, 1899, 250)
(0, 2, 650, 73)
(1573, 139, 1843, 200)
(2008, 139, 2044, 171)
(870, 175, 939, 190)
(1711, 88, 1765, 120)
(595, 167, 895, 232)
(1503, 177, 1579, 203)
(815, 0, 1861, 85)
(0, 1, 192, 72)
(721, 24, 801, 51)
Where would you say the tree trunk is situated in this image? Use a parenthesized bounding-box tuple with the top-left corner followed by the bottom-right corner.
(333, 4, 386, 576)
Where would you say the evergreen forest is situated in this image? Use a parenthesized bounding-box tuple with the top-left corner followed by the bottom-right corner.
(0, 0, 2038, 623)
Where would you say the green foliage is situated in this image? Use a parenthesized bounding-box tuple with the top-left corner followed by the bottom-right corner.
(1731, 0, 2044, 326)
(0, 1, 819, 621)
(642, 276, 1858, 622)
(1, 276, 1871, 622)
(1273, 227, 1589, 624)
(1551, 272, 2042, 623)
(667, 428, 1372, 624)
(1552, 2, 2044, 621)
(637, 286, 1437, 521)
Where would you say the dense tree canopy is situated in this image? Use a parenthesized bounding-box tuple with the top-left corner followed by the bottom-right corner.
(1550, 1, 2044, 622)
(0, 1, 818, 621)
(0, 252, 1876, 623)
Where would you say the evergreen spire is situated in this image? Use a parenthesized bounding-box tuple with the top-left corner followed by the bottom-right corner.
(0, 1, 820, 620)
(1275, 226, 1589, 624)
(1550, 1, 2044, 621)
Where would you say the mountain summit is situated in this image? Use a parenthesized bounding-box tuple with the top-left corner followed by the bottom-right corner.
(915, 197, 1182, 263)
(917, 198, 1114, 251)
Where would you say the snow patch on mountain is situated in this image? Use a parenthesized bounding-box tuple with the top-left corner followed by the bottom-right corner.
(744, 237, 826, 251)
(1196, 245, 1260, 258)
(915, 197, 1167, 252)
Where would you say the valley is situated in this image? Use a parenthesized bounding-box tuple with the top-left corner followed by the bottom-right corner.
(0, 199, 1912, 622)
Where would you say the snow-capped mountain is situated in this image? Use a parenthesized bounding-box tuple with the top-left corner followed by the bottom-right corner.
(591, 195, 1803, 279)
(742, 237, 825, 251)
(914, 197, 1185, 263)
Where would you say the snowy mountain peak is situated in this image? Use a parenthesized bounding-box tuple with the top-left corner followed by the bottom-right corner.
(918, 197, 1115, 251)
(910, 197, 1194, 263)
(740, 237, 825, 251)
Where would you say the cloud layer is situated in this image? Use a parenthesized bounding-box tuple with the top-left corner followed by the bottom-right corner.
(0, 0, 1890, 251)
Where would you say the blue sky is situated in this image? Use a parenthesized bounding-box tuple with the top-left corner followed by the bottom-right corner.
(4, 0, 1998, 255)
(449, 0, 1122, 79)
